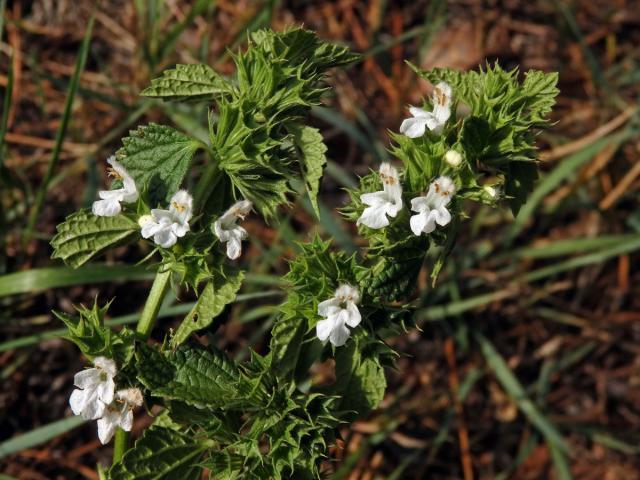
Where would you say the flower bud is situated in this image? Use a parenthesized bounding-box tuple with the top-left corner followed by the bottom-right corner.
(483, 185, 499, 199)
(138, 214, 153, 228)
(444, 150, 462, 168)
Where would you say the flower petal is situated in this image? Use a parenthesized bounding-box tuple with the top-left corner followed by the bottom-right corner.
(226, 237, 242, 260)
(357, 205, 390, 229)
(410, 212, 429, 236)
(318, 298, 339, 317)
(329, 321, 351, 347)
(345, 302, 361, 328)
(73, 368, 100, 388)
(97, 413, 118, 444)
(360, 191, 387, 207)
(92, 198, 121, 217)
(409, 106, 430, 118)
(433, 206, 452, 226)
(154, 228, 177, 248)
(400, 116, 428, 138)
(316, 317, 335, 342)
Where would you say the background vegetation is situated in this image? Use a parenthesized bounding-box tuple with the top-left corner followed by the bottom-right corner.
(1, 0, 639, 478)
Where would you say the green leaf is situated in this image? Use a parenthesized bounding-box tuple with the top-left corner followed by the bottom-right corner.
(504, 160, 539, 216)
(332, 335, 387, 418)
(136, 344, 257, 409)
(117, 123, 201, 205)
(55, 299, 136, 365)
(51, 210, 139, 268)
(171, 268, 244, 347)
(141, 64, 230, 102)
(291, 125, 328, 218)
(109, 427, 206, 480)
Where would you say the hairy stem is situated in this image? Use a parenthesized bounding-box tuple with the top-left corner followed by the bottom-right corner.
(112, 268, 172, 465)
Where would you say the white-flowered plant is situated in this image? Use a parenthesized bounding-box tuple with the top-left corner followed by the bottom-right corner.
(50, 30, 558, 479)
(410, 176, 456, 236)
(141, 190, 193, 248)
(92, 156, 139, 217)
(213, 199, 252, 259)
(97, 388, 143, 444)
(399, 81, 452, 137)
(69, 356, 116, 420)
(357, 162, 403, 229)
(316, 284, 361, 347)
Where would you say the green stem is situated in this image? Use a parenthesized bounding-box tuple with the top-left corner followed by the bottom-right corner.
(112, 268, 172, 465)
(136, 268, 172, 339)
(193, 152, 219, 210)
(112, 429, 128, 465)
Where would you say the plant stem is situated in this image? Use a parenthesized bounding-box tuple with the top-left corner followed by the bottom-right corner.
(193, 156, 219, 210)
(136, 268, 172, 338)
(112, 268, 172, 465)
(112, 429, 128, 465)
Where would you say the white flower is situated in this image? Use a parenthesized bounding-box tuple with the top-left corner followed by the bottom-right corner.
(141, 190, 193, 248)
(69, 357, 116, 420)
(316, 284, 361, 347)
(444, 149, 462, 168)
(97, 388, 143, 444)
(410, 176, 456, 236)
(213, 200, 252, 260)
(399, 82, 452, 137)
(92, 156, 138, 217)
(357, 163, 403, 229)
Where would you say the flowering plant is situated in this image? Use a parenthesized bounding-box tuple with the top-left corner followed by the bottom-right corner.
(51, 28, 558, 479)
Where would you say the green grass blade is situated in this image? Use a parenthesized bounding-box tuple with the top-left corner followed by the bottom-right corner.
(0, 265, 154, 298)
(507, 129, 634, 242)
(0, 50, 13, 168)
(523, 235, 640, 282)
(475, 332, 570, 460)
(0, 416, 87, 460)
(25, 12, 96, 242)
(502, 234, 636, 261)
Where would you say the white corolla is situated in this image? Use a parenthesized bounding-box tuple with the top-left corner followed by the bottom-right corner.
(92, 156, 138, 217)
(141, 190, 193, 248)
(400, 82, 452, 138)
(410, 176, 456, 236)
(69, 357, 116, 420)
(357, 163, 403, 229)
(213, 200, 252, 260)
(316, 284, 361, 347)
(97, 388, 143, 444)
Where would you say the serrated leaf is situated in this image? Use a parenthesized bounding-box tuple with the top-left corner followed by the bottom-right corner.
(109, 427, 206, 480)
(117, 123, 201, 205)
(136, 344, 256, 409)
(333, 335, 386, 418)
(50, 210, 139, 268)
(140, 64, 230, 102)
(291, 125, 327, 218)
(270, 309, 309, 379)
(171, 268, 244, 347)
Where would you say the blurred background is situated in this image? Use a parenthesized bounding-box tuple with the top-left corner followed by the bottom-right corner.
(1, 0, 640, 478)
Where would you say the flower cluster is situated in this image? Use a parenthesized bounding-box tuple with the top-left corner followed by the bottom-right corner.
(91, 158, 252, 260)
(69, 357, 143, 444)
(357, 164, 456, 236)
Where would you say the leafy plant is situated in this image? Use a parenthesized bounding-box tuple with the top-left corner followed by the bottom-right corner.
(50, 27, 558, 479)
